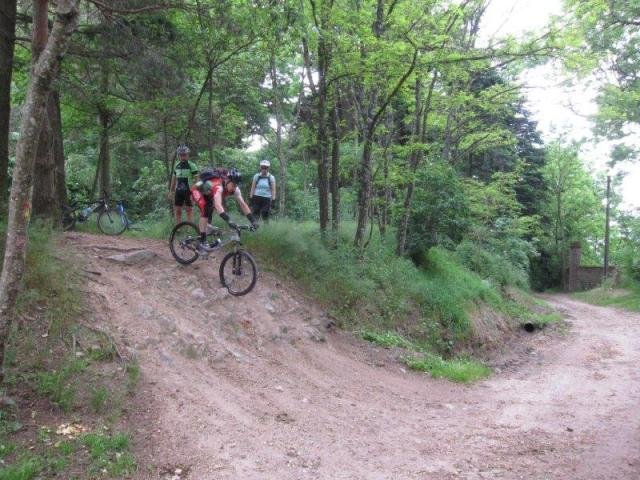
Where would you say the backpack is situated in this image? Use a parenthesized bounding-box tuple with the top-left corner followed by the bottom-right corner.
(254, 173, 273, 188)
(199, 166, 227, 182)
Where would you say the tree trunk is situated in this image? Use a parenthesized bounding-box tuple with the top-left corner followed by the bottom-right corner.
(207, 67, 214, 163)
(269, 55, 287, 215)
(31, 0, 59, 221)
(51, 90, 67, 207)
(330, 100, 340, 233)
(97, 108, 111, 198)
(97, 63, 111, 198)
(316, 34, 330, 232)
(0, 0, 17, 214)
(354, 132, 374, 246)
(0, 0, 78, 381)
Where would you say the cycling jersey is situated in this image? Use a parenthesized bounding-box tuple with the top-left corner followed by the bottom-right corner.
(173, 160, 199, 191)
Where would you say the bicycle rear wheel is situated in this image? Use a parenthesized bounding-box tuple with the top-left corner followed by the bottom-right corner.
(97, 209, 127, 235)
(169, 221, 200, 265)
(219, 250, 258, 296)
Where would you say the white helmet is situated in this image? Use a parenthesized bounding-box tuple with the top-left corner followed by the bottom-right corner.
(259, 159, 271, 168)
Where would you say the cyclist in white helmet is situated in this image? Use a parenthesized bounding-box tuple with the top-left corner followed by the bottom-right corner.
(249, 159, 276, 222)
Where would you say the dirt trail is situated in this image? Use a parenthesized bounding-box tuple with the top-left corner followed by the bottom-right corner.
(67, 232, 640, 479)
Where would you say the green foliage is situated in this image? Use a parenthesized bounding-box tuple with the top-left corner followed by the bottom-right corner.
(245, 220, 519, 355)
(17, 225, 83, 336)
(565, 0, 640, 160)
(33, 358, 88, 412)
(455, 240, 529, 289)
(404, 354, 491, 383)
(0, 456, 42, 480)
(360, 330, 412, 349)
(81, 433, 136, 476)
(533, 142, 605, 289)
(90, 387, 110, 413)
(573, 282, 640, 312)
(404, 160, 469, 252)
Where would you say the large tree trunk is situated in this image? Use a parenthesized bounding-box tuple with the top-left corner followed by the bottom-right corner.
(31, 0, 64, 222)
(0, 0, 78, 381)
(0, 0, 17, 213)
(316, 33, 330, 232)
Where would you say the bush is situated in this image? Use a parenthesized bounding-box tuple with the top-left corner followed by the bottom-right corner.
(245, 220, 509, 354)
(455, 239, 529, 289)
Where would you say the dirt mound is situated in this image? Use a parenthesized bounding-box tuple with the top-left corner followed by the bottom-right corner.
(67, 233, 640, 479)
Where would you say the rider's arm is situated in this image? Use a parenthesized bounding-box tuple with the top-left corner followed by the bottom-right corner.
(234, 188, 251, 216)
(213, 187, 226, 216)
(270, 175, 276, 199)
(169, 174, 176, 195)
(249, 176, 256, 199)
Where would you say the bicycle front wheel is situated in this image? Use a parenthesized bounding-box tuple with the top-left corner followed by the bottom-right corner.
(219, 250, 257, 296)
(169, 221, 200, 265)
(97, 209, 127, 235)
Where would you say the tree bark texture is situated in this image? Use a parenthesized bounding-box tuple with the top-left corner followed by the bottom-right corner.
(98, 107, 111, 198)
(52, 90, 67, 207)
(0, 0, 79, 380)
(31, 0, 65, 221)
(316, 33, 330, 232)
(269, 55, 287, 215)
(330, 101, 340, 233)
(0, 0, 17, 213)
(97, 63, 111, 198)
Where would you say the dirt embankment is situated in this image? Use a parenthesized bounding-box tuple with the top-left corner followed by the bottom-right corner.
(69, 232, 640, 480)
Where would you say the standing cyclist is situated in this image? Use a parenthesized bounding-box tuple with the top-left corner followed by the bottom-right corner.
(191, 167, 258, 253)
(168, 144, 199, 223)
(249, 159, 276, 222)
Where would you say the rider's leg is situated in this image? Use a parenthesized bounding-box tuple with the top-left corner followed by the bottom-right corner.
(185, 206, 193, 222)
(174, 206, 183, 223)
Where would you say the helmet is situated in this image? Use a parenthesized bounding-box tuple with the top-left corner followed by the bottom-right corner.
(259, 159, 271, 168)
(176, 144, 190, 155)
(226, 167, 241, 185)
(199, 166, 217, 181)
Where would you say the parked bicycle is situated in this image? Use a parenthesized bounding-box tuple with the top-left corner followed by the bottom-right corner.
(169, 221, 258, 296)
(61, 198, 130, 236)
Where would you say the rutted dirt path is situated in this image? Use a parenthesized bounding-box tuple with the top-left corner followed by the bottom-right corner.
(68, 232, 640, 479)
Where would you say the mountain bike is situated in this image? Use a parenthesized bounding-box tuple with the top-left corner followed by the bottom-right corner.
(62, 198, 129, 236)
(169, 221, 258, 296)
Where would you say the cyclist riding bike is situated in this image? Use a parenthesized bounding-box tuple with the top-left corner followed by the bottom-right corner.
(190, 167, 258, 254)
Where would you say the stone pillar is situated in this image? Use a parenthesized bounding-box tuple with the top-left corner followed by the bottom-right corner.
(567, 241, 581, 291)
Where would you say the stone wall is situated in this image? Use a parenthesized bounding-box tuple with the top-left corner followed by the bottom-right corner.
(564, 242, 618, 292)
(564, 266, 619, 292)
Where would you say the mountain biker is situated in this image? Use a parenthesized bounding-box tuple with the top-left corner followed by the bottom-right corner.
(168, 144, 199, 223)
(249, 159, 276, 222)
(190, 167, 258, 253)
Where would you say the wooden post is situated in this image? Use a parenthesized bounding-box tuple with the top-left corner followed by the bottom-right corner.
(603, 175, 611, 281)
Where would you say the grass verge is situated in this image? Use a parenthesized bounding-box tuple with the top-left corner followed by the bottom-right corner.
(573, 281, 640, 312)
(1, 224, 137, 479)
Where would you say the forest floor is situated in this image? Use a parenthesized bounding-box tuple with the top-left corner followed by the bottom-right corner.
(66, 232, 640, 480)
